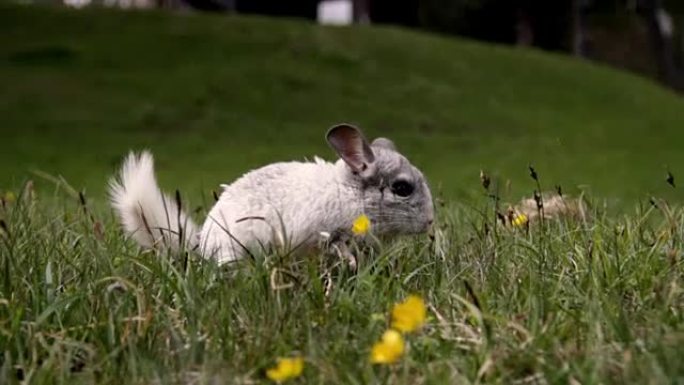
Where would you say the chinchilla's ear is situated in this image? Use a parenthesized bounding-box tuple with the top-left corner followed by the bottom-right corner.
(371, 137, 396, 151)
(326, 124, 376, 176)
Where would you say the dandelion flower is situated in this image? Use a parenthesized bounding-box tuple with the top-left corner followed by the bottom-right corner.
(266, 356, 304, 383)
(511, 213, 528, 227)
(391, 295, 427, 333)
(370, 329, 405, 364)
(352, 214, 371, 236)
(3, 191, 15, 203)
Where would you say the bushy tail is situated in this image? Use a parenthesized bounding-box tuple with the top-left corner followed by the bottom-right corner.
(108, 151, 198, 252)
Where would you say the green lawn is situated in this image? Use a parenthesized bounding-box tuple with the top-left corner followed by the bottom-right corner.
(1, 6, 684, 384)
(1, 5, 683, 206)
(1, 187, 683, 384)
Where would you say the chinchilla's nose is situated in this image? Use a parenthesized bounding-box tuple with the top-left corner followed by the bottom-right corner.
(426, 204, 435, 228)
(424, 206, 435, 231)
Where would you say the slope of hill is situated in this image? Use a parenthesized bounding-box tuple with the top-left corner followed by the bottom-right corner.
(1, 5, 682, 205)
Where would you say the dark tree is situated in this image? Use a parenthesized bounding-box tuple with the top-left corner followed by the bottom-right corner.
(637, 0, 680, 87)
(370, 0, 420, 27)
(353, 0, 370, 23)
(235, 0, 319, 19)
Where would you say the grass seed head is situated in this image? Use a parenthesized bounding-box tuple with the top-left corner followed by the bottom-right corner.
(528, 165, 538, 181)
(480, 170, 491, 191)
(666, 171, 675, 188)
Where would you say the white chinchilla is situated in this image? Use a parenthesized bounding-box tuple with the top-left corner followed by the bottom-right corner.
(109, 123, 434, 264)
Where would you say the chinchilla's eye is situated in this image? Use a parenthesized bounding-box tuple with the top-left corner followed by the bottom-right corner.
(390, 180, 414, 197)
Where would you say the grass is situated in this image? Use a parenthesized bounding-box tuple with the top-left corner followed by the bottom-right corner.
(1, 5, 684, 384)
(1, 5, 684, 205)
(0, 179, 683, 384)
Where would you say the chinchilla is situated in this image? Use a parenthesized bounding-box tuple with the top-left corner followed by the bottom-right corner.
(109, 123, 434, 264)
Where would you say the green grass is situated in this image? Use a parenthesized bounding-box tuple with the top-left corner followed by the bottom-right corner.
(1, 185, 682, 384)
(1, 5, 683, 205)
(1, 5, 684, 384)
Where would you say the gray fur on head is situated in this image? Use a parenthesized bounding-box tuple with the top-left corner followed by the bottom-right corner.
(371, 137, 396, 151)
(327, 123, 434, 235)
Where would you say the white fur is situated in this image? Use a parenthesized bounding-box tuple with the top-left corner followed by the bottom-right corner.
(200, 160, 363, 264)
(108, 151, 198, 251)
(109, 153, 363, 263)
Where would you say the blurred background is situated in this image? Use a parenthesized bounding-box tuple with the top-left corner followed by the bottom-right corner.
(49, 0, 684, 92)
(1, 0, 683, 206)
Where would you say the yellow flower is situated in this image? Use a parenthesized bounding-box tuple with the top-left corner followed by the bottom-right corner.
(352, 214, 371, 236)
(391, 295, 427, 333)
(3, 191, 15, 203)
(266, 356, 304, 383)
(370, 329, 405, 364)
(511, 213, 528, 227)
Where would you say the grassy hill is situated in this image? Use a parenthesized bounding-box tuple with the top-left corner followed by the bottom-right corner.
(1, 5, 683, 206)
